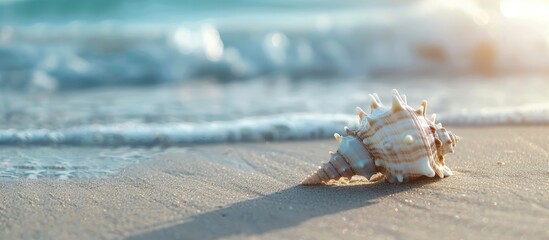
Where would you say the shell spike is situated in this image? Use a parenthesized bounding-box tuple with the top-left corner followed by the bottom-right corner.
(420, 100, 427, 116)
(401, 94, 407, 104)
(356, 107, 367, 121)
(344, 126, 353, 136)
(369, 94, 380, 111)
(391, 93, 404, 112)
(391, 89, 402, 100)
(415, 106, 424, 115)
(442, 166, 454, 176)
(334, 133, 343, 142)
(430, 113, 437, 123)
(433, 165, 444, 178)
(373, 93, 382, 105)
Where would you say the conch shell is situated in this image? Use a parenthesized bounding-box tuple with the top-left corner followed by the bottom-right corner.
(302, 89, 459, 184)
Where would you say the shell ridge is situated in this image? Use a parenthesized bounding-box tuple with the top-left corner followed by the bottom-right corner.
(403, 107, 437, 177)
(338, 150, 358, 176)
(326, 161, 341, 179)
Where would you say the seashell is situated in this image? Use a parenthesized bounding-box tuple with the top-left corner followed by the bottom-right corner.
(302, 89, 459, 184)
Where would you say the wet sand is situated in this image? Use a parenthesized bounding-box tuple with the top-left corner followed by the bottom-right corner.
(0, 126, 548, 240)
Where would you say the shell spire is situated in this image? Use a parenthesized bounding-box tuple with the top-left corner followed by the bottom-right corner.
(302, 89, 460, 185)
(301, 127, 376, 185)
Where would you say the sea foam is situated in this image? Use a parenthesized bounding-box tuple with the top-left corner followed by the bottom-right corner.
(1, 104, 547, 147)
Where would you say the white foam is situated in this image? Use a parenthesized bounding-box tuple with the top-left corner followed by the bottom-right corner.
(0, 114, 358, 146)
(1, 103, 548, 147)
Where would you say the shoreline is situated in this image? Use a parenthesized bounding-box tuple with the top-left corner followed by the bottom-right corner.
(1, 126, 548, 239)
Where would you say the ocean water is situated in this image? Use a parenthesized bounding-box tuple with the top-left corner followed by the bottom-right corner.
(1, 0, 548, 179)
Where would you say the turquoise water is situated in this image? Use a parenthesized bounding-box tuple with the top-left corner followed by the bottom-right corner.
(2, 0, 549, 91)
(1, 0, 387, 21)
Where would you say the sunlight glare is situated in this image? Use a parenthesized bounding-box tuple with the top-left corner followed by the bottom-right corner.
(500, 0, 549, 21)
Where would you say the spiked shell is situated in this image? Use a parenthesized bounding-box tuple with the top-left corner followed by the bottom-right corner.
(302, 89, 459, 184)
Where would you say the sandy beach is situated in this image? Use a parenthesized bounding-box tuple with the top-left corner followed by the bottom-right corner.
(0, 126, 548, 239)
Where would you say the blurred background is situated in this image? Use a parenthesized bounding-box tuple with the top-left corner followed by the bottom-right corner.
(0, 0, 548, 178)
(2, 0, 549, 88)
(2, 0, 549, 132)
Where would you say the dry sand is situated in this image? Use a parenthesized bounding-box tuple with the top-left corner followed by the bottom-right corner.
(0, 126, 548, 240)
